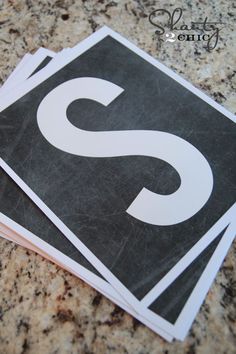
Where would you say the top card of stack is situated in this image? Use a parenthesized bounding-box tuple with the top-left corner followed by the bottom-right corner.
(0, 26, 235, 341)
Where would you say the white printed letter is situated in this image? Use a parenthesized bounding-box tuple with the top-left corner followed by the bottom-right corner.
(37, 77, 213, 225)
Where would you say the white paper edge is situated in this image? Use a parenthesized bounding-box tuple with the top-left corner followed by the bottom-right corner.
(1, 53, 32, 88)
(0, 48, 55, 97)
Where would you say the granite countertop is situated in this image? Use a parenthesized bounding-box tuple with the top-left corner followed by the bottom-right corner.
(0, 1, 235, 353)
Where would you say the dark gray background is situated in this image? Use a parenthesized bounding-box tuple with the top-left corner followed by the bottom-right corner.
(0, 36, 235, 300)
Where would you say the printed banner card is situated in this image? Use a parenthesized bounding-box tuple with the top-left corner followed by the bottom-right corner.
(0, 27, 235, 340)
(0, 50, 231, 341)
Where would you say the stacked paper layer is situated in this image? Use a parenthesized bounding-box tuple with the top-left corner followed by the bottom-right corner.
(0, 26, 235, 342)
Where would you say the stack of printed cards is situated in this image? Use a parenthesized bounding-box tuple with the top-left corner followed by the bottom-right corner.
(0, 26, 235, 342)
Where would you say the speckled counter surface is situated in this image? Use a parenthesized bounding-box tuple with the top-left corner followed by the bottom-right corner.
(0, 1, 235, 353)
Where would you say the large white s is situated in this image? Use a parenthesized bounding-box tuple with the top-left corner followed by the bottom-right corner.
(37, 77, 213, 226)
